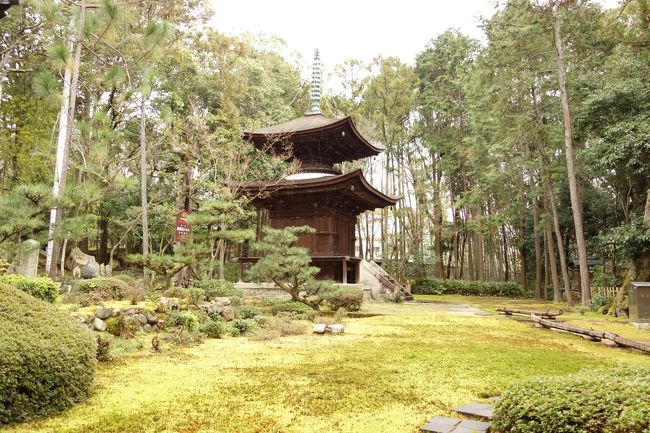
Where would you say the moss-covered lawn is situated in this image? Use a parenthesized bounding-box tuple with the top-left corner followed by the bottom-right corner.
(6, 301, 650, 433)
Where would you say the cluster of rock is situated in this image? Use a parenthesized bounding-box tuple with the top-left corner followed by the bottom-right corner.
(313, 323, 345, 334)
(196, 298, 235, 321)
(71, 306, 162, 333)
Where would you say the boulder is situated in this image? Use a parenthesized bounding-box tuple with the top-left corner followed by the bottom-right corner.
(313, 323, 327, 334)
(92, 317, 107, 332)
(122, 307, 143, 315)
(81, 260, 99, 279)
(66, 247, 96, 271)
(146, 314, 159, 325)
(214, 297, 231, 306)
(133, 313, 148, 326)
(143, 324, 154, 333)
(327, 324, 345, 334)
(95, 306, 112, 320)
(220, 306, 235, 321)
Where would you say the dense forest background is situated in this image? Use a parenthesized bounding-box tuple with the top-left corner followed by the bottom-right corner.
(1, 0, 649, 306)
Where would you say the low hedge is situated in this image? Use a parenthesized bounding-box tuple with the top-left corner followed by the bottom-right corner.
(492, 367, 650, 433)
(324, 287, 363, 311)
(0, 284, 96, 425)
(74, 277, 129, 300)
(412, 277, 523, 297)
(0, 274, 59, 302)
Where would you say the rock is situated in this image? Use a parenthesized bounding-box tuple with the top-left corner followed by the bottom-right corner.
(143, 324, 154, 333)
(327, 324, 345, 334)
(99, 263, 106, 277)
(122, 307, 143, 315)
(66, 247, 96, 272)
(602, 338, 619, 348)
(313, 323, 327, 334)
(81, 260, 99, 279)
(70, 312, 86, 324)
(92, 317, 107, 332)
(220, 306, 235, 321)
(214, 297, 231, 306)
(158, 297, 179, 311)
(72, 266, 81, 278)
(105, 264, 112, 277)
(146, 314, 159, 325)
(95, 307, 112, 320)
(133, 313, 148, 325)
(10, 239, 40, 278)
(156, 319, 165, 330)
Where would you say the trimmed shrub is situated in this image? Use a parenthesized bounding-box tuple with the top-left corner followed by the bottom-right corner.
(324, 287, 363, 311)
(229, 318, 258, 336)
(411, 277, 523, 297)
(191, 279, 242, 300)
(200, 320, 227, 339)
(185, 287, 206, 305)
(0, 274, 59, 302)
(267, 300, 311, 315)
(167, 311, 200, 333)
(74, 277, 129, 300)
(0, 284, 96, 425)
(236, 305, 261, 319)
(492, 367, 650, 433)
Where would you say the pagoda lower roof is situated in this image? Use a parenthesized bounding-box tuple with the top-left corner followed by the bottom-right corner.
(239, 169, 399, 212)
(243, 114, 384, 164)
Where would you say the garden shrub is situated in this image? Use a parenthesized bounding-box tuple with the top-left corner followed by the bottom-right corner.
(267, 300, 311, 315)
(0, 284, 96, 425)
(167, 311, 200, 333)
(236, 305, 261, 319)
(200, 319, 227, 339)
(112, 274, 136, 284)
(0, 274, 59, 302)
(191, 279, 242, 300)
(492, 366, 650, 433)
(324, 286, 363, 311)
(411, 277, 523, 297)
(185, 287, 206, 305)
(229, 318, 258, 336)
(163, 286, 187, 298)
(74, 277, 129, 300)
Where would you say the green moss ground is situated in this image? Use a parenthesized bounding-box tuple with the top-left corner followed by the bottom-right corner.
(5, 301, 650, 433)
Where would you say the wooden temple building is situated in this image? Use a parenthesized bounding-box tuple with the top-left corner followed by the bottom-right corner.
(238, 50, 399, 284)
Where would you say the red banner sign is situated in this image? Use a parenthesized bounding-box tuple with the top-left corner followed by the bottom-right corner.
(175, 210, 191, 244)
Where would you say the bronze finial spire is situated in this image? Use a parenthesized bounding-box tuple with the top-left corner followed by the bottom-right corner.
(307, 49, 322, 115)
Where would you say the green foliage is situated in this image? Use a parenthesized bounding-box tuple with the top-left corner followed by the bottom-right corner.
(200, 319, 227, 339)
(0, 274, 58, 303)
(412, 278, 524, 297)
(593, 217, 650, 263)
(590, 266, 617, 287)
(323, 287, 364, 312)
(191, 278, 242, 300)
(184, 287, 206, 305)
(267, 300, 311, 316)
(127, 251, 198, 290)
(229, 318, 258, 336)
(249, 226, 334, 310)
(492, 367, 650, 433)
(236, 305, 261, 320)
(74, 277, 129, 300)
(0, 284, 96, 425)
(167, 311, 200, 333)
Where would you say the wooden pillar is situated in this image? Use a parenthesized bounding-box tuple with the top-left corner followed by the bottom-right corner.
(342, 259, 348, 284)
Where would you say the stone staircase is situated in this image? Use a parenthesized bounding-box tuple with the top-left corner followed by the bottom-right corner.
(357, 259, 412, 300)
(420, 401, 495, 433)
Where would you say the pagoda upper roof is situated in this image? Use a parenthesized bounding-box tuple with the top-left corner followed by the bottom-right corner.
(239, 169, 399, 214)
(243, 114, 384, 166)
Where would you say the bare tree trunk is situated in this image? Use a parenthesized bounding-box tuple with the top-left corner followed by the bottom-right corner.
(518, 203, 528, 291)
(501, 224, 509, 282)
(543, 198, 561, 301)
(546, 177, 573, 306)
(532, 199, 543, 300)
(140, 95, 150, 282)
(46, 6, 85, 278)
(645, 189, 650, 227)
(553, 0, 590, 306)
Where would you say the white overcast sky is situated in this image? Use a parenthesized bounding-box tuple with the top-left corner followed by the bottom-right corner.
(209, 0, 620, 83)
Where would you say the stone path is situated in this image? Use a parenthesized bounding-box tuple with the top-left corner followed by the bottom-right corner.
(420, 402, 495, 433)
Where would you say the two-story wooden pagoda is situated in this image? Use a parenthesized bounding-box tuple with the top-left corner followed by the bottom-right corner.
(238, 50, 398, 284)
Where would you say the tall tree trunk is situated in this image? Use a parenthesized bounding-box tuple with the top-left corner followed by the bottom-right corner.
(644, 189, 650, 227)
(140, 95, 150, 282)
(46, 6, 85, 278)
(501, 224, 509, 282)
(532, 199, 543, 300)
(553, 0, 590, 306)
(546, 177, 573, 306)
(518, 203, 528, 291)
(543, 198, 561, 301)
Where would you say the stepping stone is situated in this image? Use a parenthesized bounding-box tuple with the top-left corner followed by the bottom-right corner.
(420, 416, 461, 433)
(452, 420, 491, 433)
(420, 417, 491, 433)
(454, 402, 495, 420)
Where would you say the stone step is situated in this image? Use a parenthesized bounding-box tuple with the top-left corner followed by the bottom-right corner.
(420, 416, 490, 433)
(453, 402, 495, 421)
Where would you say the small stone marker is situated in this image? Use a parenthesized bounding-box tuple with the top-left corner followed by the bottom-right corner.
(454, 402, 495, 420)
(11, 239, 40, 278)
